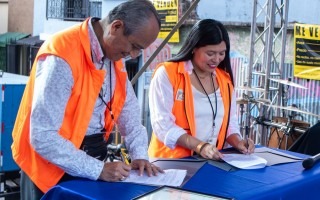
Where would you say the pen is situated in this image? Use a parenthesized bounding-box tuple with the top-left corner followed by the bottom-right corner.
(245, 125, 249, 149)
(246, 136, 249, 149)
(120, 148, 130, 165)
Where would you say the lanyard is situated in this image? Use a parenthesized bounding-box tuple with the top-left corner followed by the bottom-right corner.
(193, 69, 217, 127)
(99, 61, 114, 120)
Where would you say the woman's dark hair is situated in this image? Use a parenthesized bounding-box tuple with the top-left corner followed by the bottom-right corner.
(169, 19, 234, 85)
(107, 0, 161, 36)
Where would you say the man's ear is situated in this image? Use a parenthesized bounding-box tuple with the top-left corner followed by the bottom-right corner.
(110, 20, 124, 34)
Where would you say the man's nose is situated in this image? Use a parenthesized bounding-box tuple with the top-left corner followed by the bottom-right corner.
(129, 49, 142, 59)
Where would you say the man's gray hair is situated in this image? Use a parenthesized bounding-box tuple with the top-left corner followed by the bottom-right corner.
(107, 0, 161, 36)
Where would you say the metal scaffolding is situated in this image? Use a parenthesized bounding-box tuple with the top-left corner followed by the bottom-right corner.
(246, 0, 290, 145)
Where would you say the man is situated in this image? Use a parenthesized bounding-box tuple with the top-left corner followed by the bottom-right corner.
(11, 0, 162, 199)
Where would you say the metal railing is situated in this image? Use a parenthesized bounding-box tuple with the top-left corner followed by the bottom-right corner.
(46, 0, 102, 21)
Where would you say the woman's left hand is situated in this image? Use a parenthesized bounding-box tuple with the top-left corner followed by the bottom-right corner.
(236, 138, 255, 154)
(130, 159, 164, 176)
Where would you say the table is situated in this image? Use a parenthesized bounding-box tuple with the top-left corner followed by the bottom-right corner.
(41, 148, 320, 200)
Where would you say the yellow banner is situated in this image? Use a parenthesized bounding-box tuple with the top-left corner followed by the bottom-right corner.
(151, 0, 179, 43)
(294, 23, 320, 80)
(152, 0, 178, 10)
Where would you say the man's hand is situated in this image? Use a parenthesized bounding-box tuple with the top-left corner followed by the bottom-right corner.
(130, 159, 164, 176)
(99, 162, 131, 181)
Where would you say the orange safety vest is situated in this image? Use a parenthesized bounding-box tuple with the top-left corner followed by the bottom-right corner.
(11, 18, 128, 192)
(148, 61, 233, 158)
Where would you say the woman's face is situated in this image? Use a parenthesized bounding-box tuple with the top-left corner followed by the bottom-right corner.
(192, 41, 227, 73)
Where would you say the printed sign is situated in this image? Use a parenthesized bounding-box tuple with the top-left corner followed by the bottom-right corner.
(151, 0, 179, 43)
(294, 23, 320, 80)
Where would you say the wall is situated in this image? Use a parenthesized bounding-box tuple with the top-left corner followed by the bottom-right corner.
(8, 0, 34, 34)
(101, 0, 124, 16)
(0, 0, 8, 34)
(196, 0, 320, 25)
(33, 0, 46, 36)
(43, 19, 81, 37)
(226, 27, 295, 63)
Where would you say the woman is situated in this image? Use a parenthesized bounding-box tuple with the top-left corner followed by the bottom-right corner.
(148, 19, 255, 159)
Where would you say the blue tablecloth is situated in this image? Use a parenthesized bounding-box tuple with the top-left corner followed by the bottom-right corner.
(42, 149, 320, 200)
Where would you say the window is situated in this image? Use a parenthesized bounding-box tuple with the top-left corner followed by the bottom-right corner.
(46, 0, 102, 21)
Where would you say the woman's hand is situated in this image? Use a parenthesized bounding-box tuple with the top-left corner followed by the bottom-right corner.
(227, 134, 255, 154)
(236, 138, 255, 154)
(199, 143, 223, 160)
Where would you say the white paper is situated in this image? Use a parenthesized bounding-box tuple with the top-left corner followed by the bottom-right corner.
(122, 169, 187, 187)
(222, 154, 267, 169)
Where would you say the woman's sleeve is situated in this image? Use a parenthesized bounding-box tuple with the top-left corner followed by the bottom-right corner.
(149, 66, 186, 149)
(227, 91, 242, 138)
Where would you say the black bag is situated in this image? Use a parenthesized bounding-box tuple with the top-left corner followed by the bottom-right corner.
(80, 133, 113, 161)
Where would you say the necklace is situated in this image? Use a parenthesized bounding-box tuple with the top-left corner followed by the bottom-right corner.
(98, 61, 114, 120)
(193, 69, 217, 129)
(198, 74, 210, 79)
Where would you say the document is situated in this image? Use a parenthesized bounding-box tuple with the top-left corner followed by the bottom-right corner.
(151, 158, 206, 186)
(222, 154, 267, 169)
(122, 169, 187, 187)
(209, 147, 304, 171)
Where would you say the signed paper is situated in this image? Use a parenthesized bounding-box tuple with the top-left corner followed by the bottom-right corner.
(123, 169, 187, 187)
(222, 154, 267, 169)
